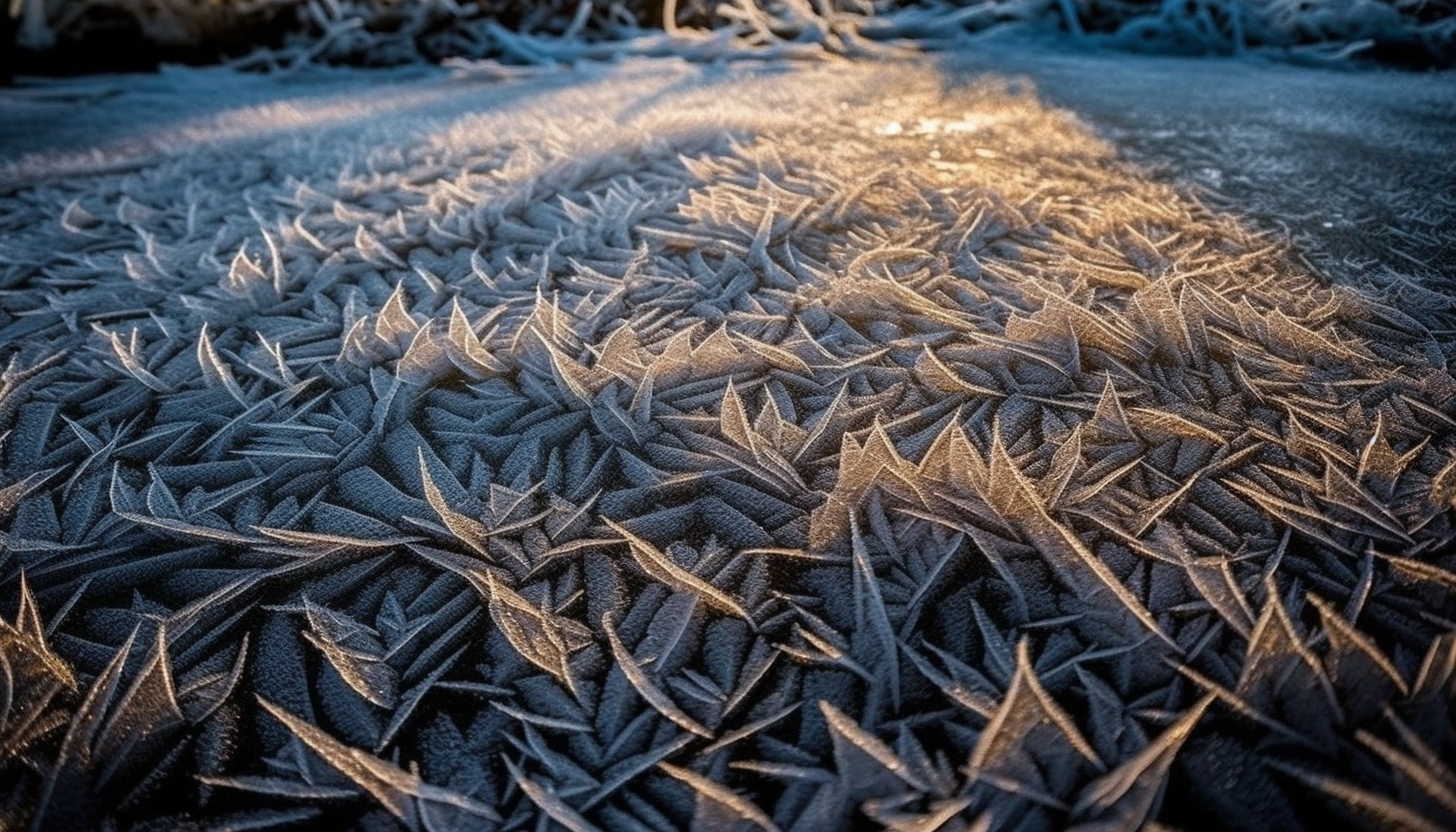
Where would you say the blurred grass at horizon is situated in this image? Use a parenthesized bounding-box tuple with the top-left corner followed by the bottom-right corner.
(2, 0, 1454, 80)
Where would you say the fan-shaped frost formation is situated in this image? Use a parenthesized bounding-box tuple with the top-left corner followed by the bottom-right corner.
(1, 54, 1455, 831)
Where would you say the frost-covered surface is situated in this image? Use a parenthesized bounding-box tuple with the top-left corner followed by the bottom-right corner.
(10, 0, 1456, 71)
(2, 46, 1456, 831)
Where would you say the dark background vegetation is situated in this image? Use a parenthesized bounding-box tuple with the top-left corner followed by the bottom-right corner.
(3, 0, 1455, 79)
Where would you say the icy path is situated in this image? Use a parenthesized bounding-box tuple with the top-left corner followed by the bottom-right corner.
(1, 43, 1455, 832)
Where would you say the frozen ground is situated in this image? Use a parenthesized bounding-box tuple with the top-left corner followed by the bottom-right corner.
(1, 39, 1455, 832)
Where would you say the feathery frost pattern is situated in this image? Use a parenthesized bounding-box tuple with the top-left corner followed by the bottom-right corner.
(1, 54, 1455, 832)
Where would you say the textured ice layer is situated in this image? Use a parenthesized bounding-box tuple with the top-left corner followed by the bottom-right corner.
(1, 51, 1455, 831)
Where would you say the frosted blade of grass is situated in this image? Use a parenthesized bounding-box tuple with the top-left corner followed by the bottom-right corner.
(1356, 729, 1456, 818)
(301, 601, 397, 709)
(606, 519, 754, 625)
(659, 762, 783, 832)
(899, 641, 997, 720)
(849, 513, 901, 710)
(98, 326, 172, 392)
(506, 757, 602, 832)
(968, 640, 1102, 780)
(820, 700, 930, 793)
(1070, 694, 1213, 825)
(196, 323, 249, 406)
(0, 573, 78, 693)
(982, 431, 1172, 649)
(1264, 759, 1448, 832)
(701, 702, 800, 756)
(602, 611, 713, 739)
(31, 628, 138, 829)
(417, 447, 495, 562)
(194, 775, 358, 801)
(484, 571, 581, 700)
(1308, 595, 1408, 696)
(259, 697, 501, 824)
